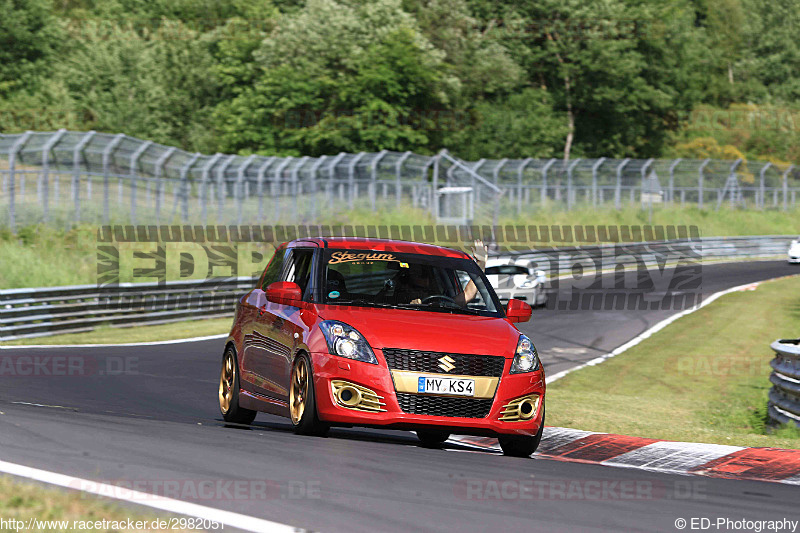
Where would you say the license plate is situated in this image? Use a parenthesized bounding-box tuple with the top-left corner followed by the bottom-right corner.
(417, 376, 475, 396)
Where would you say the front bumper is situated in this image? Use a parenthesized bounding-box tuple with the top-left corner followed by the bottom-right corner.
(311, 350, 545, 437)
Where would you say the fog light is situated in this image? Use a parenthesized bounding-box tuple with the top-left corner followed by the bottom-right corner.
(336, 385, 362, 407)
(518, 398, 536, 420)
(499, 394, 540, 422)
(331, 380, 387, 412)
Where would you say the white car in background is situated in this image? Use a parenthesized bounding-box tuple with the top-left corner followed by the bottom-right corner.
(484, 259, 549, 307)
(789, 238, 800, 264)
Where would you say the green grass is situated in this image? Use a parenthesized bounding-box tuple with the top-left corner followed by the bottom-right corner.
(546, 274, 800, 449)
(2, 318, 233, 346)
(1, 205, 799, 289)
(0, 475, 196, 532)
(504, 204, 800, 239)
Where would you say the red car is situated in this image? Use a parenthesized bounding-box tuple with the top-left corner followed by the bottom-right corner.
(218, 238, 545, 456)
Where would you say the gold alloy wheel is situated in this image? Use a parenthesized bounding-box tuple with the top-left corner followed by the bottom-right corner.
(219, 351, 235, 414)
(290, 358, 309, 425)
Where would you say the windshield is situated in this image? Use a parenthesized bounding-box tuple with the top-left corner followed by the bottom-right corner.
(321, 249, 503, 317)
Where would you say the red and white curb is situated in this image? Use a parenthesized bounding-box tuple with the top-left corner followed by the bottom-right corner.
(449, 428, 800, 485)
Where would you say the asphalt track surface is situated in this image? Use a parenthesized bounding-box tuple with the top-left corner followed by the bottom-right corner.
(1, 261, 798, 532)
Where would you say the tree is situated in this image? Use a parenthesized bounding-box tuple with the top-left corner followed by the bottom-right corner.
(0, 0, 61, 97)
(446, 88, 567, 159)
(213, 0, 451, 155)
(56, 20, 221, 149)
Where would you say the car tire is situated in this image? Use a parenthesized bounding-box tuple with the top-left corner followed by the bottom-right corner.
(289, 353, 330, 437)
(498, 406, 545, 457)
(219, 346, 257, 425)
(416, 429, 451, 448)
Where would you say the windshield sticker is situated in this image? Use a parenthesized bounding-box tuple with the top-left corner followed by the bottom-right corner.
(399, 262, 409, 268)
(328, 290, 340, 299)
(329, 251, 399, 265)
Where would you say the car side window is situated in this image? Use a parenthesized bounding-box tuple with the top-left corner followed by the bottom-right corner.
(283, 248, 314, 297)
(259, 249, 286, 290)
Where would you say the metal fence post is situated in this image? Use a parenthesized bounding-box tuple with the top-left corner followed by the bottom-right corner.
(348, 152, 366, 210)
(216, 154, 236, 223)
(236, 155, 256, 224)
(541, 158, 556, 205)
(308, 156, 326, 221)
(102, 134, 125, 223)
(41, 129, 66, 223)
(370, 150, 387, 212)
(566, 159, 581, 210)
(782, 165, 793, 211)
(153, 147, 176, 223)
(128, 140, 152, 225)
(758, 162, 772, 210)
(493, 158, 508, 187)
(640, 158, 654, 208)
(8, 132, 32, 231)
(470, 159, 486, 209)
(178, 153, 201, 223)
(591, 157, 605, 207)
(328, 153, 346, 208)
(255, 156, 275, 221)
(615, 158, 629, 209)
(395, 151, 412, 208)
(200, 153, 222, 224)
(432, 151, 441, 220)
(420, 157, 436, 210)
(728, 158, 742, 209)
(273, 157, 292, 222)
(517, 158, 533, 213)
(698, 158, 710, 209)
(72, 131, 96, 226)
(668, 158, 682, 204)
(291, 156, 308, 222)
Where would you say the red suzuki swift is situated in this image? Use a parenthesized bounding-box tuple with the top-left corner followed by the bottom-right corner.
(219, 238, 545, 456)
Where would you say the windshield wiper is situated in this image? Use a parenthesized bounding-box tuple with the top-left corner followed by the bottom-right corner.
(415, 302, 483, 315)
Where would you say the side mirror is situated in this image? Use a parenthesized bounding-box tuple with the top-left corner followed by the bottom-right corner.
(506, 298, 532, 323)
(265, 281, 303, 307)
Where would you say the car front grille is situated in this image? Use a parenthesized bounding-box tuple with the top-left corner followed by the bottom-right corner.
(395, 393, 493, 418)
(382, 348, 506, 377)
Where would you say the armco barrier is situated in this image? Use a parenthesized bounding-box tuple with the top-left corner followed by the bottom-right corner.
(0, 278, 255, 341)
(0, 235, 795, 341)
(768, 339, 800, 428)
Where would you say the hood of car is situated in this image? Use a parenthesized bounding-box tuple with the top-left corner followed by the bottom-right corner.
(315, 305, 520, 358)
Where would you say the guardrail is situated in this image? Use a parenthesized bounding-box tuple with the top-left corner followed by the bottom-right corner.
(0, 235, 794, 341)
(768, 339, 800, 428)
(0, 278, 255, 341)
(495, 235, 793, 272)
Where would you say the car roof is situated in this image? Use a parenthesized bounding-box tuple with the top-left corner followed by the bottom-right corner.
(287, 237, 470, 259)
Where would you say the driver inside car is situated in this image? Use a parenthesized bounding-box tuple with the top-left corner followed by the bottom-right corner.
(393, 240, 488, 306)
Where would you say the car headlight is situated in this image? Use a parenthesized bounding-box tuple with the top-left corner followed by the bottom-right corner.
(510, 334, 540, 374)
(319, 320, 378, 365)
